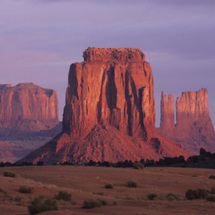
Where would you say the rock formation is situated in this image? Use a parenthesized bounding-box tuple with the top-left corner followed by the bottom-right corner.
(159, 89, 215, 154)
(19, 47, 189, 164)
(0, 83, 59, 131)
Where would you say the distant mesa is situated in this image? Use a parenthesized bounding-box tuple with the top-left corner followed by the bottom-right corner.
(159, 89, 215, 154)
(20, 47, 189, 165)
(0, 82, 59, 131)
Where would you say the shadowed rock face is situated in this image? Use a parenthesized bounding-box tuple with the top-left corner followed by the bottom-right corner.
(0, 83, 59, 131)
(159, 89, 215, 154)
(19, 48, 189, 164)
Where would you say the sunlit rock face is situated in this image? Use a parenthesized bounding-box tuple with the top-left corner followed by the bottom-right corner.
(159, 89, 215, 154)
(19, 48, 189, 164)
(0, 83, 59, 131)
(63, 47, 155, 139)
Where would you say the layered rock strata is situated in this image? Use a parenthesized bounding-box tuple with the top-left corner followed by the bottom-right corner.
(0, 83, 59, 131)
(159, 89, 215, 153)
(20, 47, 189, 164)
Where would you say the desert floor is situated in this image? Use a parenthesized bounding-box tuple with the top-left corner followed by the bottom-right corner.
(0, 166, 215, 215)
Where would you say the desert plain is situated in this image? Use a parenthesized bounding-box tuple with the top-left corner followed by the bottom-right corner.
(0, 166, 215, 215)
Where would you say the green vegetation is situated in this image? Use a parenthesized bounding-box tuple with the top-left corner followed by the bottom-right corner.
(147, 193, 159, 200)
(211, 187, 215, 194)
(104, 183, 113, 189)
(82, 198, 107, 209)
(28, 195, 58, 215)
(0, 187, 7, 194)
(3, 171, 17, 178)
(127, 180, 138, 188)
(206, 194, 215, 202)
(55, 191, 72, 201)
(166, 193, 180, 201)
(19, 185, 33, 194)
(209, 175, 215, 180)
(132, 162, 144, 169)
(185, 188, 209, 200)
(94, 192, 105, 196)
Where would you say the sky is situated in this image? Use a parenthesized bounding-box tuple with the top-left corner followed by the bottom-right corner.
(0, 0, 215, 127)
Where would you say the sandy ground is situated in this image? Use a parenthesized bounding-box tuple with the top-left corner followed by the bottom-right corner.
(0, 166, 215, 215)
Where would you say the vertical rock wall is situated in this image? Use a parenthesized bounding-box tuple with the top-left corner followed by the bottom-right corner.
(0, 83, 59, 131)
(159, 89, 215, 153)
(63, 47, 155, 139)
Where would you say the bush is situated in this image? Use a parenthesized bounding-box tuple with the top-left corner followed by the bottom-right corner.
(28, 195, 58, 214)
(147, 193, 159, 200)
(211, 187, 215, 194)
(19, 185, 33, 194)
(133, 162, 144, 169)
(55, 191, 72, 201)
(94, 192, 105, 196)
(82, 198, 107, 209)
(0, 187, 7, 194)
(185, 188, 209, 200)
(166, 193, 180, 201)
(3, 171, 17, 178)
(127, 180, 138, 188)
(104, 184, 113, 189)
(209, 175, 215, 180)
(206, 194, 215, 202)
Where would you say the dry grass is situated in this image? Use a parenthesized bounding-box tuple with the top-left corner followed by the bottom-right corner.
(0, 166, 215, 214)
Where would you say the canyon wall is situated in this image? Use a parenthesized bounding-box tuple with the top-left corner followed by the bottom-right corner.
(20, 47, 189, 164)
(0, 83, 59, 131)
(159, 89, 215, 153)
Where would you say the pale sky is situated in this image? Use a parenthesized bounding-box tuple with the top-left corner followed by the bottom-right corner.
(1, 0, 215, 127)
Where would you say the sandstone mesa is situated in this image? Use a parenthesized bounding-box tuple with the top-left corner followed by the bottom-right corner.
(159, 89, 215, 154)
(20, 47, 189, 164)
(0, 83, 59, 131)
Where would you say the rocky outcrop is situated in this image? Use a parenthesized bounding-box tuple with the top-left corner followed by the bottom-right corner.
(160, 92, 175, 135)
(63, 47, 155, 139)
(159, 89, 215, 154)
(0, 83, 59, 131)
(19, 47, 189, 164)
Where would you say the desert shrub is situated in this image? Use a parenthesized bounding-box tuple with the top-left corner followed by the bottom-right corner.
(127, 180, 138, 188)
(3, 171, 17, 178)
(166, 193, 180, 201)
(185, 188, 209, 200)
(206, 194, 215, 202)
(19, 185, 33, 194)
(104, 183, 113, 189)
(0, 187, 7, 194)
(147, 193, 159, 200)
(55, 191, 72, 201)
(112, 201, 117, 206)
(211, 187, 215, 194)
(209, 175, 215, 180)
(28, 195, 58, 214)
(82, 198, 107, 209)
(133, 162, 144, 169)
(97, 199, 107, 206)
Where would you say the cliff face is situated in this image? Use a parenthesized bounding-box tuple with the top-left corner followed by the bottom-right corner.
(160, 92, 174, 134)
(63, 47, 155, 139)
(0, 83, 59, 131)
(159, 89, 215, 153)
(19, 47, 189, 164)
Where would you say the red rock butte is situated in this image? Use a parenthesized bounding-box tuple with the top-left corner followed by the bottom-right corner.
(159, 89, 215, 154)
(20, 47, 190, 164)
(0, 83, 59, 131)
